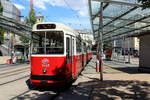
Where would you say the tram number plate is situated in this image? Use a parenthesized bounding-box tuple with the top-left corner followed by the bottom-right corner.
(42, 64, 50, 67)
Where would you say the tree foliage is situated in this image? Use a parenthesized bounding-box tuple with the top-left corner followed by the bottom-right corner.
(20, 36, 30, 44)
(103, 41, 112, 50)
(0, 1, 3, 14)
(0, 1, 4, 45)
(138, 0, 150, 9)
(0, 29, 5, 45)
(27, 8, 36, 26)
(20, 8, 36, 44)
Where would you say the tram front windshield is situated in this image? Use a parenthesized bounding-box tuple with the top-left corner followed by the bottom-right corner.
(32, 31, 64, 55)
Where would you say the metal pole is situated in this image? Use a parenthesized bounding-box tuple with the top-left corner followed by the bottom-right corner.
(44, 32, 47, 54)
(11, 34, 14, 63)
(99, 2, 103, 81)
(128, 37, 130, 63)
(113, 40, 116, 60)
(123, 37, 126, 63)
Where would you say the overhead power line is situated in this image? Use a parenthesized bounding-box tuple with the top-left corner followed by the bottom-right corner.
(63, 0, 84, 27)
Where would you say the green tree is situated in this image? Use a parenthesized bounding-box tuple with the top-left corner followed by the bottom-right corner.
(20, 8, 36, 44)
(103, 41, 112, 50)
(138, 0, 150, 9)
(85, 39, 92, 44)
(27, 8, 36, 26)
(0, 1, 4, 45)
(20, 36, 30, 44)
(0, 1, 3, 14)
(0, 29, 5, 45)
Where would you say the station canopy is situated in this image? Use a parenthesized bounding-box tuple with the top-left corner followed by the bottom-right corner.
(89, 0, 150, 42)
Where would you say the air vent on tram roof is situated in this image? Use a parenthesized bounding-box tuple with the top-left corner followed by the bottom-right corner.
(37, 24, 56, 29)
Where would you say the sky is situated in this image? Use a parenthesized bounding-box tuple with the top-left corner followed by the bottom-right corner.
(10, 0, 92, 30)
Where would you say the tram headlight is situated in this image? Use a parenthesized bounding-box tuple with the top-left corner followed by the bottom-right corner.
(43, 69, 47, 73)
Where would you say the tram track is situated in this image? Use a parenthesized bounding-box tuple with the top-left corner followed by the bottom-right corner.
(0, 75, 30, 86)
(0, 64, 30, 86)
(0, 74, 29, 86)
(0, 66, 30, 86)
(10, 89, 31, 100)
(0, 64, 29, 71)
(0, 69, 29, 79)
(0, 66, 29, 76)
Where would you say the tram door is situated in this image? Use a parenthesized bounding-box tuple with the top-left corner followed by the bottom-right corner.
(66, 36, 74, 76)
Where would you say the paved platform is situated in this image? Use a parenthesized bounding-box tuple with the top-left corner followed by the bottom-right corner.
(0, 56, 9, 65)
(55, 56, 150, 100)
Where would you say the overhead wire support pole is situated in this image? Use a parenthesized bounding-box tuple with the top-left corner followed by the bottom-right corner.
(97, 2, 103, 81)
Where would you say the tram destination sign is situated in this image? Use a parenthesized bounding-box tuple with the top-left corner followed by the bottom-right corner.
(37, 24, 56, 29)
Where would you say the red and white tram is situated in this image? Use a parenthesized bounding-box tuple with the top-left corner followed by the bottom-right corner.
(30, 22, 92, 86)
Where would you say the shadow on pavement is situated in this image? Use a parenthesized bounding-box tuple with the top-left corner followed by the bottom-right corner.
(14, 78, 150, 100)
(111, 67, 140, 74)
(89, 80, 150, 100)
(56, 79, 150, 100)
(14, 91, 60, 100)
(12, 79, 72, 100)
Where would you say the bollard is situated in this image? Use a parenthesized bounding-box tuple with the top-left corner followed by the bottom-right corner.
(96, 59, 99, 72)
(96, 59, 103, 72)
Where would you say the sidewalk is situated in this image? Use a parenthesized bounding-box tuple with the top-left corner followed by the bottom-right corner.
(55, 56, 150, 100)
(112, 54, 139, 65)
(0, 56, 9, 65)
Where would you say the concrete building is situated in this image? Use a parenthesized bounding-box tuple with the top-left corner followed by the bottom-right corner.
(1, 0, 21, 21)
(36, 14, 44, 23)
(113, 14, 150, 55)
(122, 37, 139, 51)
(0, 0, 21, 57)
(113, 37, 139, 55)
(76, 29, 94, 45)
(138, 31, 150, 72)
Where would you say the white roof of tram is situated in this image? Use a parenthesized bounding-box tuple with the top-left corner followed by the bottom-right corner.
(32, 22, 79, 36)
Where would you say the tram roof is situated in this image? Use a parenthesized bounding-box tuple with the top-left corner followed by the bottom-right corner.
(32, 22, 79, 36)
(89, 0, 150, 43)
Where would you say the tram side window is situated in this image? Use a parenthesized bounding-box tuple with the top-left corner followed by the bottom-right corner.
(76, 38, 81, 53)
(84, 43, 86, 53)
(66, 37, 70, 56)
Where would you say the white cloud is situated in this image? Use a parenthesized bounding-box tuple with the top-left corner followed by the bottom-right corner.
(14, 3, 25, 10)
(58, 17, 91, 29)
(33, 0, 48, 10)
(32, 0, 88, 17)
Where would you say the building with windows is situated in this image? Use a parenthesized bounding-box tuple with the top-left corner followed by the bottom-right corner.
(76, 29, 94, 45)
(0, 0, 21, 57)
(1, 0, 21, 21)
(36, 14, 44, 23)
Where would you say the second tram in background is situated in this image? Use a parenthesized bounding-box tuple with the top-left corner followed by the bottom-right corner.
(30, 22, 92, 86)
